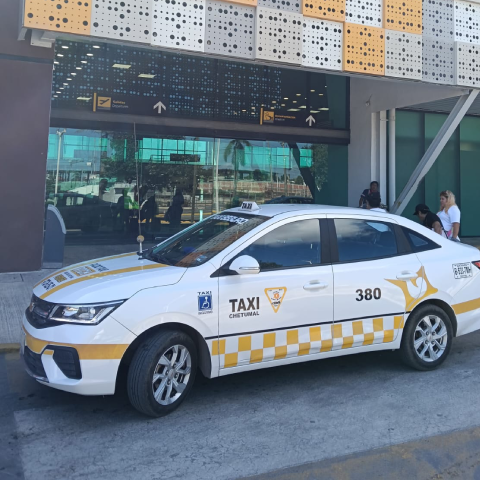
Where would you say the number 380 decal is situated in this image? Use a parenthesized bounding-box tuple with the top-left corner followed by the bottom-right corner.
(356, 288, 381, 301)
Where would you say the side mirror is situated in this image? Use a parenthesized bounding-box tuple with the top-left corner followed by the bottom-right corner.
(229, 255, 260, 275)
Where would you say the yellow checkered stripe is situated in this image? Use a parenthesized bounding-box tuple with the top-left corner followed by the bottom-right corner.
(211, 316, 404, 369)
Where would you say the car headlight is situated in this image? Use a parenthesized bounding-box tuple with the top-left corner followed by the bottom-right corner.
(49, 301, 124, 325)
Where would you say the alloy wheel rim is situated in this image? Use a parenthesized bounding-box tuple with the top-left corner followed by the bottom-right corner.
(152, 344, 192, 405)
(413, 315, 448, 363)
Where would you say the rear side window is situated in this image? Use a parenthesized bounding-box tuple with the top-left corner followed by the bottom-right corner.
(402, 227, 440, 253)
(334, 219, 398, 262)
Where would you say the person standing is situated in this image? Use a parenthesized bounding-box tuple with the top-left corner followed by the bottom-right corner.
(438, 190, 461, 242)
(413, 204, 444, 236)
(359, 181, 381, 208)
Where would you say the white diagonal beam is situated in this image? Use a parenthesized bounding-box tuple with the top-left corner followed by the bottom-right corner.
(391, 89, 479, 215)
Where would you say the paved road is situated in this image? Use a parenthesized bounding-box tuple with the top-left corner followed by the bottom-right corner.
(3, 331, 480, 480)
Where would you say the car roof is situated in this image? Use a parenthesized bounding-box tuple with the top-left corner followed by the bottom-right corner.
(225, 204, 387, 218)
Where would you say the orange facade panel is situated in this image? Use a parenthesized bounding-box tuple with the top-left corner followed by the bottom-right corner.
(343, 23, 385, 75)
(303, 0, 346, 22)
(24, 0, 92, 35)
(384, 0, 422, 34)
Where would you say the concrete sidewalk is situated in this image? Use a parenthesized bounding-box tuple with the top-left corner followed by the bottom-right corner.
(1, 239, 479, 347)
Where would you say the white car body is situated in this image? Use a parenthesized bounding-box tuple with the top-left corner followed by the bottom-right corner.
(22, 204, 480, 397)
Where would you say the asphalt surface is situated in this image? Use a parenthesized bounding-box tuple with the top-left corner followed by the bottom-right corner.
(3, 331, 480, 480)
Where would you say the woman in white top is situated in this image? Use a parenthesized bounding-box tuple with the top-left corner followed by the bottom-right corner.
(437, 190, 461, 241)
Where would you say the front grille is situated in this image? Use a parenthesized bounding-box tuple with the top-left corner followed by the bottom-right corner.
(25, 295, 57, 329)
(53, 347, 82, 380)
(23, 346, 47, 379)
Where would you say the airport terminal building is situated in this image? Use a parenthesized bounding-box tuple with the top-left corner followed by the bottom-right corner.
(1, 0, 480, 272)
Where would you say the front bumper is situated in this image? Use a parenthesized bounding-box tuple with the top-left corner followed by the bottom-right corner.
(21, 314, 136, 396)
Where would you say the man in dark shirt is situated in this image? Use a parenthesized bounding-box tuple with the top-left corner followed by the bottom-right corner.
(413, 204, 444, 236)
(359, 181, 381, 208)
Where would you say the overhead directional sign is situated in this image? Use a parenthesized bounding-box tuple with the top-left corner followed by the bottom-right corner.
(93, 92, 169, 116)
(153, 101, 166, 114)
(259, 107, 326, 129)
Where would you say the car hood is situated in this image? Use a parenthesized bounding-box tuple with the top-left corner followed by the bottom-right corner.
(32, 252, 186, 304)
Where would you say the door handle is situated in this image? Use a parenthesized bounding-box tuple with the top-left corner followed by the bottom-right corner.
(396, 271, 418, 280)
(303, 281, 328, 290)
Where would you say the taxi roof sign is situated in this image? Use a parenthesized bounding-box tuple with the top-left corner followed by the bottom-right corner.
(241, 201, 260, 211)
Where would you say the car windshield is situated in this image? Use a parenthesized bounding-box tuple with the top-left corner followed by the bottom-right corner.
(147, 213, 269, 267)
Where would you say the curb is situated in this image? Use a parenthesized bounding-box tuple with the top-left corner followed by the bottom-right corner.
(0, 343, 20, 353)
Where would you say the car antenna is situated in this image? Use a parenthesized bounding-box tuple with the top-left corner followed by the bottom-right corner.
(134, 122, 144, 257)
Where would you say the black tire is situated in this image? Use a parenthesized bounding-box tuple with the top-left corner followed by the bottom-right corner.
(127, 330, 197, 417)
(400, 304, 453, 371)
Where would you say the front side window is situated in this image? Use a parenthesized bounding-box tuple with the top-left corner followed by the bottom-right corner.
(239, 219, 321, 271)
(334, 219, 398, 262)
(147, 213, 268, 267)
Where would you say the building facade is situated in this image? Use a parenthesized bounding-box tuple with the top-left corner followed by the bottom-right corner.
(0, 0, 479, 272)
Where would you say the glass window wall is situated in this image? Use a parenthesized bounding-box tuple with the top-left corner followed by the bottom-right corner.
(46, 128, 347, 243)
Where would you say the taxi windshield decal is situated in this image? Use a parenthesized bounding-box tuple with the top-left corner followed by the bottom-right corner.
(265, 287, 287, 313)
(210, 214, 249, 225)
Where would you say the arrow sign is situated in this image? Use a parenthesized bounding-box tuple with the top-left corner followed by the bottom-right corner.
(153, 101, 166, 114)
(305, 115, 316, 127)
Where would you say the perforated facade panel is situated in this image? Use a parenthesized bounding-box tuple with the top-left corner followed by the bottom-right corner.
(205, 1, 256, 58)
(302, 0, 346, 22)
(454, 0, 480, 44)
(423, 0, 454, 40)
(384, 0, 422, 34)
(385, 30, 422, 78)
(151, 0, 206, 51)
(258, 0, 302, 13)
(455, 41, 480, 86)
(345, 0, 383, 27)
(91, 0, 152, 42)
(255, 7, 303, 63)
(302, 18, 343, 69)
(343, 23, 385, 74)
(24, 0, 92, 34)
(422, 37, 455, 83)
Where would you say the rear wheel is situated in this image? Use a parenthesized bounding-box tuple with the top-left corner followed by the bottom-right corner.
(400, 304, 453, 371)
(127, 330, 197, 417)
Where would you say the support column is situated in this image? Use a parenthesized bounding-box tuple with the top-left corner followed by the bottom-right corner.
(388, 109, 396, 210)
(0, 0, 54, 272)
(392, 91, 479, 215)
(371, 112, 379, 182)
(379, 110, 387, 203)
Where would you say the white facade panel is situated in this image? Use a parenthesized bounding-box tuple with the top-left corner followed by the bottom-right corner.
(386, 30, 423, 80)
(302, 18, 343, 70)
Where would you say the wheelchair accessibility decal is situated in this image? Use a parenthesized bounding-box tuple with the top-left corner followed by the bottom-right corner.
(198, 291, 213, 315)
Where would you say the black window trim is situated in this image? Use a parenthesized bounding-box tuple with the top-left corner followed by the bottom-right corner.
(214, 217, 329, 277)
(328, 217, 418, 265)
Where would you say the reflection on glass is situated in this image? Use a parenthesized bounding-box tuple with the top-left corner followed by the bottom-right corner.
(46, 128, 347, 243)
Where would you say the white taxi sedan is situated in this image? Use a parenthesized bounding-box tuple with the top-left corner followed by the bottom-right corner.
(22, 203, 480, 416)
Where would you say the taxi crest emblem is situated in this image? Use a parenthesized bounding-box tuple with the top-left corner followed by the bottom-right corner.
(264, 287, 287, 313)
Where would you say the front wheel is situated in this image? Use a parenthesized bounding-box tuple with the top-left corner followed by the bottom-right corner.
(400, 304, 453, 371)
(127, 330, 197, 417)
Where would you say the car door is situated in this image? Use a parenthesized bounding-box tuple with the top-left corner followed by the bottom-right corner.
(328, 215, 424, 350)
(217, 216, 334, 370)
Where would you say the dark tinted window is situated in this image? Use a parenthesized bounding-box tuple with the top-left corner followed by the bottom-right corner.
(240, 219, 321, 270)
(334, 219, 398, 262)
(403, 227, 440, 253)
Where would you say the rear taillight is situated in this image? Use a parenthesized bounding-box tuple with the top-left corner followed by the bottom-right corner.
(473, 261, 480, 270)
